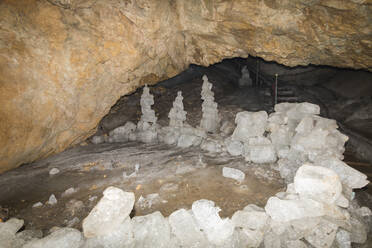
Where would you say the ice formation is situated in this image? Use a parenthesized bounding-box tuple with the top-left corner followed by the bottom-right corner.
(90, 85, 158, 144)
(232, 111, 268, 142)
(199, 75, 220, 133)
(158, 90, 208, 148)
(23, 228, 84, 248)
(135, 85, 159, 143)
(222, 167, 245, 183)
(264, 102, 369, 187)
(169, 209, 207, 247)
(49, 168, 60, 175)
(47, 194, 57, 205)
(158, 91, 189, 146)
(82, 187, 134, 238)
(107, 121, 136, 143)
(168, 91, 187, 128)
(238, 65, 252, 87)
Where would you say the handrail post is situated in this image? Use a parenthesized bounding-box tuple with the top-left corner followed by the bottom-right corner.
(275, 73, 278, 105)
(256, 60, 259, 88)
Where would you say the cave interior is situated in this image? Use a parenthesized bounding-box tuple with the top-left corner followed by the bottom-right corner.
(1, 55, 372, 247)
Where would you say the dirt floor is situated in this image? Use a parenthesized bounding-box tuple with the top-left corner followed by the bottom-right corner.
(0, 61, 371, 242)
(0, 142, 285, 234)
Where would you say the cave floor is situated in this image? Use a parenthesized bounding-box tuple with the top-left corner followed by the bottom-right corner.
(0, 142, 284, 233)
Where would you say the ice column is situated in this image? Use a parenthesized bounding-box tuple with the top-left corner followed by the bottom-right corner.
(238, 65, 252, 87)
(168, 91, 187, 128)
(136, 85, 158, 143)
(200, 75, 220, 133)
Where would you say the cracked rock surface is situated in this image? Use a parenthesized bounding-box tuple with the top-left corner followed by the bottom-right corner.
(1, 0, 371, 172)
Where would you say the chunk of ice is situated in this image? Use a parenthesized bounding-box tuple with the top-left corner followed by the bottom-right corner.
(61, 187, 77, 198)
(191, 199, 234, 245)
(336, 229, 351, 248)
(316, 156, 369, 189)
(304, 219, 338, 248)
(136, 193, 161, 209)
(82, 186, 134, 238)
(132, 211, 170, 248)
(169, 209, 207, 247)
(294, 164, 342, 205)
(232, 204, 268, 230)
(23, 228, 83, 248)
(32, 202, 43, 208)
(47, 194, 57, 205)
(222, 167, 245, 183)
(265, 197, 325, 222)
(224, 138, 243, 156)
(49, 168, 60, 175)
(232, 111, 268, 142)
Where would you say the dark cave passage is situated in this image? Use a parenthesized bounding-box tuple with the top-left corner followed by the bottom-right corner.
(97, 57, 372, 163)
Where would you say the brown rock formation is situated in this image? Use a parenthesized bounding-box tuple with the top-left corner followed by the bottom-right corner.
(0, 0, 371, 172)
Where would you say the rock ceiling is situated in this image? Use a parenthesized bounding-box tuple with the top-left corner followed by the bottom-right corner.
(0, 0, 371, 172)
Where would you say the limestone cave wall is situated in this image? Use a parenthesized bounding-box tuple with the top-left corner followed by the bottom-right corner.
(0, 0, 371, 172)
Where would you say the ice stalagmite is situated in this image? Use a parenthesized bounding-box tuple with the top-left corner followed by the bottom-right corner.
(200, 75, 220, 133)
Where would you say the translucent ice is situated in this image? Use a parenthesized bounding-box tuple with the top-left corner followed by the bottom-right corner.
(224, 138, 243, 156)
(132, 211, 170, 248)
(0, 218, 24, 248)
(23, 228, 83, 248)
(315, 156, 369, 189)
(82, 186, 134, 238)
(294, 164, 342, 205)
(49, 168, 60, 175)
(83, 217, 134, 248)
(169, 209, 207, 247)
(191, 199, 234, 245)
(265, 197, 325, 222)
(232, 111, 268, 142)
(47, 194, 57, 205)
(304, 219, 338, 248)
(199, 75, 220, 133)
(232, 204, 269, 231)
(108, 121, 136, 143)
(222, 167, 245, 183)
(168, 91, 187, 128)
